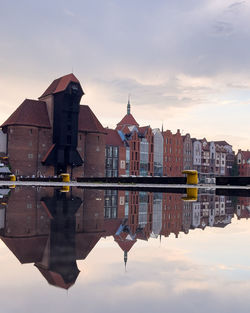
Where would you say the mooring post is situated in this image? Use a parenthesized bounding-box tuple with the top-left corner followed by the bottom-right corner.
(182, 170, 198, 201)
(182, 170, 198, 185)
(60, 173, 70, 192)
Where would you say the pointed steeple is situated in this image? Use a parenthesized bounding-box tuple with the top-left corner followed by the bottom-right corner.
(127, 96, 131, 115)
(124, 251, 128, 270)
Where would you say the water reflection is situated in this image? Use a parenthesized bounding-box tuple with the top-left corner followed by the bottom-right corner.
(0, 186, 249, 289)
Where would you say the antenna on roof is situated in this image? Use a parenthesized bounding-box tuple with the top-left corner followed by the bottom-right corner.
(71, 66, 74, 74)
(127, 94, 131, 115)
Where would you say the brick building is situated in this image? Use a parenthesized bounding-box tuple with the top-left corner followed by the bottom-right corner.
(182, 133, 193, 171)
(163, 129, 183, 177)
(237, 150, 250, 176)
(105, 128, 126, 177)
(1, 74, 106, 178)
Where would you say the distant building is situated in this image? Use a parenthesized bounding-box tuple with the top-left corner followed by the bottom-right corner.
(163, 129, 183, 177)
(192, 139, 202, 174)
(152, 129, 163, 176)
(182, 133, 193, 171)
(105, 128, 126, 177)
(237, 150, 250, 176)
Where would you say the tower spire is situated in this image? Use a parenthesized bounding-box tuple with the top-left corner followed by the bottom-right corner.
(127, 95, 131, 115)
(124, 251, 128, 271)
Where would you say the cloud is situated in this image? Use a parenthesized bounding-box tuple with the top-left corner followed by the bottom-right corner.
(213, 20, 234, 36)
(227, 1, 246, 11)
(63, 8, 75, 17)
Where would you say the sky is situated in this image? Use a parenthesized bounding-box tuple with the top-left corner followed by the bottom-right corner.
(1, 218, 250, 313)
(0, 0, 250, 150)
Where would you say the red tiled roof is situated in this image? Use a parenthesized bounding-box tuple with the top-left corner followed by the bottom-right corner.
(103, 219, 123, 236)
(139, 126, 149, 135)
(116, 114, 139, 128)
(114, 238, 137, 252)
(1, 99, 51, 128)
(214, 141, 231, 146)
(75, 233, 102, 260)
(41, 144, 55, 164)
(78, 105, 106, 134)
(116, 125, 130, 134)
(39, 73, 82, 98)
(239, 150, 250, 161)
(35, 265, 79, 289)
(105, 128, 124, 146)
(0, 236, 48, 264)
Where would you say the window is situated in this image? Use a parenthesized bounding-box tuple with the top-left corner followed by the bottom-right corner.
(28, 153, 33, 159)
(108, 146, 112, 157)
(113, 147, 118, 157)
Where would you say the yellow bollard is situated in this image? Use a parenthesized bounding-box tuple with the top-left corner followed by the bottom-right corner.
(182, 188, 198, 202)
(9, 174, 16, 182)
(9, 174, 16, 188)
(60, 173, 70, 193)
(182, 170, 198, 185)
(60, 173, 70, 182)
(60, 186, 70, 193)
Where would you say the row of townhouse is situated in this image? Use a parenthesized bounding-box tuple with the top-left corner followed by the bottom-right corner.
(191, 138, 236, 181)
(104, 189, 239, 243)
(105, 101, 239, 179)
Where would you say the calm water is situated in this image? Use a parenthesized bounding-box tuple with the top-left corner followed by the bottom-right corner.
(0, 186, 250, 313)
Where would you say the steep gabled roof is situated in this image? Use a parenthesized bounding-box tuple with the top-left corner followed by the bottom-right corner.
(39, 73, 82, 98)
(139, 126, 150, 136)
(116, 113, 139, 129)
(78, 105, 106, 134)
(105, 128, 124, 146)
(35, 265, 79, 290)
(239, 150, 250, 161)
(214, 141, 231, 146)
(1, 99, 51, 128)
(0, 236, 48, 264)
(75, 233, 102, 260)
(114, 238, 137, 252)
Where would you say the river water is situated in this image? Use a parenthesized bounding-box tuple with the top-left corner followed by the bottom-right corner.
(0, 186, 250, 313)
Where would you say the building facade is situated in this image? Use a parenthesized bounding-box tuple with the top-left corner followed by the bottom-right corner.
(237, 150, 250, 176)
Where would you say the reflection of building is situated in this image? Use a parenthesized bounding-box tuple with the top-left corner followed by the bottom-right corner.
(0, 186, 106, 289)
(236, 197, 250, 220)
(35, 191, 82, 289)
(0, 186, 243, 289)
(1, 74, 106, 178)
